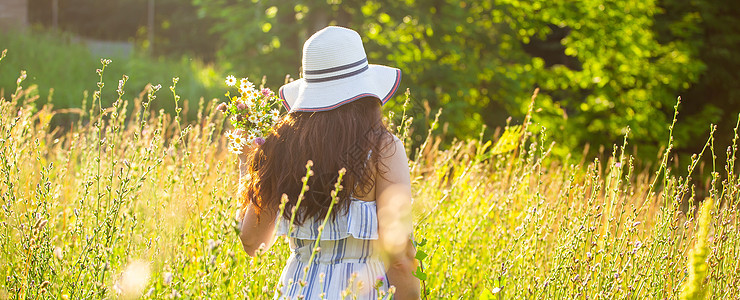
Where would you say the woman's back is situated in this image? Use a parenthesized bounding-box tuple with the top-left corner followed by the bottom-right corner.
(275, 198, 389, 299)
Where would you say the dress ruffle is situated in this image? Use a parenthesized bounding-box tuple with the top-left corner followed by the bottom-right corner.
(276, 198, 378, 240)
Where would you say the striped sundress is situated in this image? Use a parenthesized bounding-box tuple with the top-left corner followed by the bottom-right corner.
(274, 198, 391, 299)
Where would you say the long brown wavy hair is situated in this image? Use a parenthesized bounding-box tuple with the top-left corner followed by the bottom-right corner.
(241, 97, 394, 225)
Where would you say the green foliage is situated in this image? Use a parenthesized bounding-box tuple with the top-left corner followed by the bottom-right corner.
(412, 238, 428, 281)
(29, 0, 217, 59)
(0, 30, 97, 108)
(21, 0, 740, 164)
(0, 30, 224, 122)
(29, 0, 146, 39)
(503, 0, 705, 158)
(150, 0, 219, 60)
(192, 0, 708, 162)
(655, 0, 740, 154)
(191, 1, 306, 83)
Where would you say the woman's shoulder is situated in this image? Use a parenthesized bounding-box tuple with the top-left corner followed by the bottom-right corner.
(379, 133, 406, 159)
(390, 134, 403, 146)
(375, 133, 410, 184)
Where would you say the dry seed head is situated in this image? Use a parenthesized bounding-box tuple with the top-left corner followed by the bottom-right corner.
(37, 219, 48, 231)
(54, 247, 63, 260)
(281, 194, 289, 204)
(163, 272, 173, 285)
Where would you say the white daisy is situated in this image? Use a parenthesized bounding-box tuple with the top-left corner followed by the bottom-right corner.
(229, 144, 242, 155)
(243, 89, 255, 102)
(225, 130, 236, 140)
(233, 135, 246, 146)
(240, 78, 255, 90)
(239, 86, 253, 96)
(225, 75, 236, 86)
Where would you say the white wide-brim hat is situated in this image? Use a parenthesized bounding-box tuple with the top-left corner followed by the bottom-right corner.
(278, 26, 402, 112)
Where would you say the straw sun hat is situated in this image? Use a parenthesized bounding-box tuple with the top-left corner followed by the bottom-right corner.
(278, 26, 402, 112)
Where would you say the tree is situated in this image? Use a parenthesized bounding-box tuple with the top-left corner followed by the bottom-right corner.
(656, 0, 740, 157)
(194, 0, 708, 161)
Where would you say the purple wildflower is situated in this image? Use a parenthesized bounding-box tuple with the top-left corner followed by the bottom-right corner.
(237, 102, 247, 110)
(217, 103, 228, 112)
(253, 137, 266, 146)
(375, 275, 385, 288)
(261, 88, 273, 97)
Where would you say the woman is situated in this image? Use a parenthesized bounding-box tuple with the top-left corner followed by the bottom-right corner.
(237, 26, 420, 299)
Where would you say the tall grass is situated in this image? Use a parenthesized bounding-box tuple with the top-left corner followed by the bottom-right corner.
(1, 56, 739, 299)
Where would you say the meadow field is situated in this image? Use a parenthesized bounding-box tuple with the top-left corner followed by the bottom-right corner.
(1, 54, 739, 299)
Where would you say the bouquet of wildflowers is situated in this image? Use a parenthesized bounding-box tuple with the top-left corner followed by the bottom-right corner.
(218, 75, 283, 154)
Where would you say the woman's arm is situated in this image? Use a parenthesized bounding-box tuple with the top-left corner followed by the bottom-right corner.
(239, 202, 277, 256)
(375, 136, 421, 300)
(238, 152, 278, 257)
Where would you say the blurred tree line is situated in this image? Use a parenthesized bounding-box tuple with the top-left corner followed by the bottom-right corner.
(27, 0, 740, 161)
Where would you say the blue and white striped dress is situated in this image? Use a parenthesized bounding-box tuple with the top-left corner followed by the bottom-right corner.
(274, 198, 390, 299)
